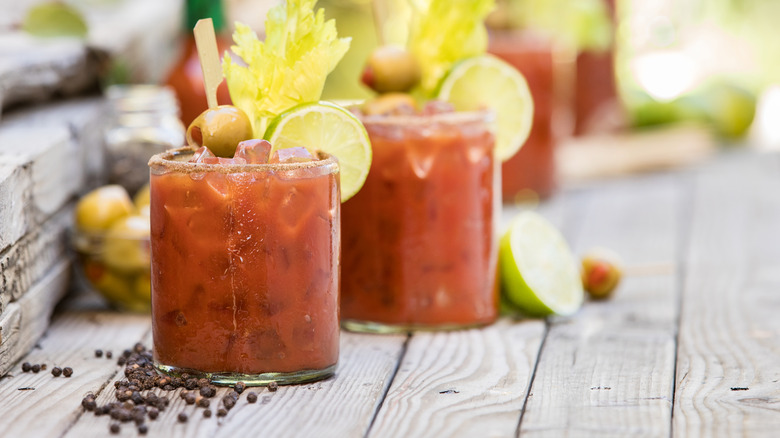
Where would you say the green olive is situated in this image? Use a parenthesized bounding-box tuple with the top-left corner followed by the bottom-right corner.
(133, 183, 150, 210)
(581, 248, 623, 300)
(186, 105, 253, 158)
(133, 272, 151, 300)
(361, 45, 421, 94)
(75, 185, 134, 234)
(102, 215, 150, 273)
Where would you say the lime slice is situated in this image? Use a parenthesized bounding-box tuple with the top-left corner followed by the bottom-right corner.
(264, 102, 372, 202)
(499, 211, 583, 317)
(437, 55, 534, 161)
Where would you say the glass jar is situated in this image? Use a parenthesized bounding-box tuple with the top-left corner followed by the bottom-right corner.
(104, 85, 185, 195)
(341, 111, 499, 333)
(148, 147, 340, 386)
(489, 30, 574, 202)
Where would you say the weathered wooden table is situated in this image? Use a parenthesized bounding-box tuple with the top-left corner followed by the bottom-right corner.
(1, 149, 778, 437)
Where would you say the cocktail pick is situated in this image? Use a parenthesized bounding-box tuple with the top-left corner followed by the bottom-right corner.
(193, 18, 222, 109)
(372, 0, 386, 45)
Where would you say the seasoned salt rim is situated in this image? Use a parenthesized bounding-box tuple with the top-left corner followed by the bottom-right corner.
(148, 146, 339, 175)
(357, 109, 495, 126)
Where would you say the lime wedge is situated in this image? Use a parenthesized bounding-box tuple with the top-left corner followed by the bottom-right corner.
(264, 102, 372, 202)
(499, 211, 583, 317)
(437, 55, 534, 161)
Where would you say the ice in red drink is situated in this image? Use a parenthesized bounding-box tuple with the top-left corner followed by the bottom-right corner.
(341, 110, 499, 332)
(148, 146, 340, 385)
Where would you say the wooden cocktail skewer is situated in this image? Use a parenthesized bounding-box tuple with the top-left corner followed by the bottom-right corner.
(372, 0, 386, 46)
(193, 18, 222, 109)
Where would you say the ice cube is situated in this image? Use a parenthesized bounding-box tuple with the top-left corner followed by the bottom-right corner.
(202, 157, 247, 165)
(421, 100, 455, 115)
(269, 147, 314, 164)
(190, 146, 216, 163)
(234, 139, 272, 164)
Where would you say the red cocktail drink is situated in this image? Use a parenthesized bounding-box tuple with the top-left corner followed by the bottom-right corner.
(489, 32, 559, 201)
(341, 111, 498, 332)
(149, 147, 340, 385)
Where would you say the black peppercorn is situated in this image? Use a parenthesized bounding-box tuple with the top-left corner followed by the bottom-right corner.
(31, 364, 41, 373)
(246, 392, 258, 403)
(138, 424, 148, 435)
(147, 407, 159, 420)
(106, 351, 113, 359)
(203, 409, 212, 418)
(217, 408, 227, 417)
(110, 424, 120, 434)
(197, 397, 210, 408)
(178, 412, 188, 423)
(199, 386, 216, 398)
(63, 367, 73, 377)
(234, 382, 246, 394)
(268, 381, 278, 392)
(22, 362, 31, 372)
(95, 349, 103, 358)
(51, 367, 62, 377)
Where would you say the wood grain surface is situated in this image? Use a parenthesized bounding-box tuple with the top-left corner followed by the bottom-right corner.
(2, 150, 780, 437)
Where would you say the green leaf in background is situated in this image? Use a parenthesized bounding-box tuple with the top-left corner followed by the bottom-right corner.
(407, 0, 495, 97)
(22, 2, 88, 39)
(223, 0, 351, 138)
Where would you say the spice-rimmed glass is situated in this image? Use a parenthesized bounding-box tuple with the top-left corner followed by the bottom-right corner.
(148, 147, 340, 386)
(341, 110, 499, 333)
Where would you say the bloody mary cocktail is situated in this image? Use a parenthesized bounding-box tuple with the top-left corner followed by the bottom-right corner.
(149, 147, 340, 385)
(341, 110, 499, 332)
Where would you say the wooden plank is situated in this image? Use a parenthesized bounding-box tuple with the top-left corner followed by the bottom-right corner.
(0, 312, 151, 438)
(519, 174, 685, 437)
(0, 158, 31, 253)
(674, 152, 780, 436)
(64, 332, 407, 438)
(368, 320, 545, 438)
(2, 98, 107, 188)
(0, 205, 73, 307)
(0, 0, 180, 112)
(0, 123, 84, 221)
(0, 259, 71, 374)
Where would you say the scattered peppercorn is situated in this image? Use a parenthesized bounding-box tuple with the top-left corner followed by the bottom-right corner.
(51, 367, 62, 377)
(40, 364, 47, 371)
(246, 392, 258, 403)
(183, 392, 196, 405)
(138, 424, 148, 435)
(234, 382, 246, 394)
(109, 424, 120, 434)
(177, 412, 188, 423)
(95, 349, 103, 358)
(227, 390, 239, 400)
(31, 364, 41, 373)
(197, 378, 210, 388)
(147, 407, 159, 420)
(203, 409, 212, 418)
(197, 397, 210, 408)
(223, 397, 236, 410)
(268, 381, 278, 392)
(22, 362, 32, 372)
(106, 351, 113, 359)
(217, 408, 227, 417)
(199, 386, 216, 398)
(63, 367, 73, 377)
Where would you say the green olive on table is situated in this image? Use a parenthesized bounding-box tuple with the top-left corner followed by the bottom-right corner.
(186, 105, 253, 158)
(361, 45, 421, 94)
(75, 185, 134, 234)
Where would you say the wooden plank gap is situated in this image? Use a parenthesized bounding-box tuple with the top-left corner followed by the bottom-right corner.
(515, 320, 550, 438)
(363, 333, 411, 438)
(669, 171, 696, 438)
